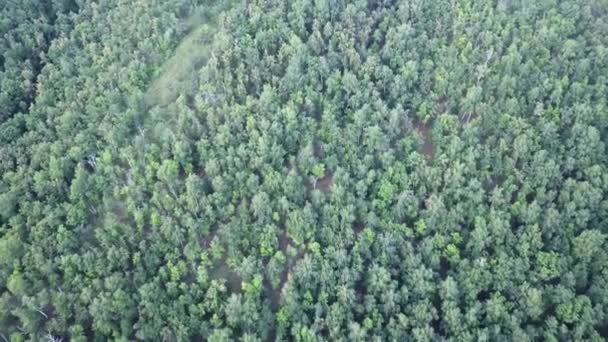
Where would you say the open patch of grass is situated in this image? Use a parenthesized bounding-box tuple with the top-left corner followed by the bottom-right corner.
(143, 25, 211, 108)
(143, 1, 234, 108)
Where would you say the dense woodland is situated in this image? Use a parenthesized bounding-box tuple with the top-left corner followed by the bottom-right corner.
(1, 0, 608, 340)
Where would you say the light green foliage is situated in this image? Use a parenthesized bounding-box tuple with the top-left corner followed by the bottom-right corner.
(242, 274, 263, 298)
(537, 251, 562, 281)
(415, 219, 427, 236)
(311, 163, 325, 179)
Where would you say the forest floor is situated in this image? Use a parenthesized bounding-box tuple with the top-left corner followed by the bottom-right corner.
(209, 260, 242, 294)
(267, 232, 306, 310)
(414, 120, 434, 160)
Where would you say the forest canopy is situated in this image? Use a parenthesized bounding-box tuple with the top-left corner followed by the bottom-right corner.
(1, 0, 608, 340)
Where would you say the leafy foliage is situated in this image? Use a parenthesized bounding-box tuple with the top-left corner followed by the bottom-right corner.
(1, 0, 608, 340)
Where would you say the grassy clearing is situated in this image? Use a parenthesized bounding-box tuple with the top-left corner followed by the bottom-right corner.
(143, 25, 211, 108)
(143, 1, 233, 108)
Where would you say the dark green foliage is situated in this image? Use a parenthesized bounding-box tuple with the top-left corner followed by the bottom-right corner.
(1, 0, 608, 340)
